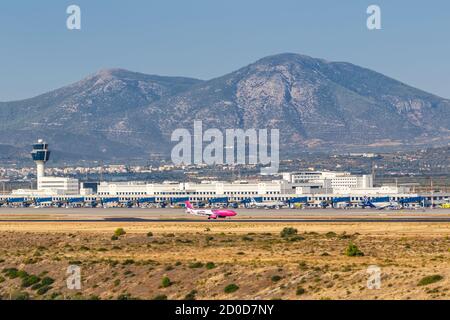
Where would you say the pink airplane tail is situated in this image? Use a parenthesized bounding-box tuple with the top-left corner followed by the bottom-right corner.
(185, 201, 194, 209)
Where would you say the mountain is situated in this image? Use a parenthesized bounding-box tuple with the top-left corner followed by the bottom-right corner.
(0, 69, 202, 160)
(145, 53, 450, 153)
(1, 53, 450, 162)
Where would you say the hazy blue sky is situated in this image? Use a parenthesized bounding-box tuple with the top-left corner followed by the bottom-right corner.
(1, 0, 449, 101)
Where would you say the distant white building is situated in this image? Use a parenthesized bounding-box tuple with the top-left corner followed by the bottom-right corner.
(97, 180, 293, 201)
(282, 171, 373, 193)
(11, 140, 79, 196)
(38, 176, 79, 195)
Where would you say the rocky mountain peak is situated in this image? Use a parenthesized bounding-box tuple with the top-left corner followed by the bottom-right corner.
(0, 53, 449, 161)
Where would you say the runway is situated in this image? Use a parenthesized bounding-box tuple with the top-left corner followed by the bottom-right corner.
(0, 207, 449, 223)
(0, 218, 450, 223)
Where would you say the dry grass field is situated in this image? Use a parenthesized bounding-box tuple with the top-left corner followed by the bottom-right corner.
(0, 222, 448, 300)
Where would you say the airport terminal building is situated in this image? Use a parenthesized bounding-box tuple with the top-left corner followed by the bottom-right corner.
(0, 140, 449, 207)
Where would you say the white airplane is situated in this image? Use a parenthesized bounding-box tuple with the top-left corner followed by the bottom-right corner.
(360, 197, 401, 210)
(185, 201, 237, 219)
(249, 197, 285, 209)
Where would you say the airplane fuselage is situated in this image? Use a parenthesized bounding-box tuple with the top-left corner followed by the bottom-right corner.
(185, 203, 237, 219)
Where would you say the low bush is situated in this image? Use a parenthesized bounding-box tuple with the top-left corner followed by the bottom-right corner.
(296, 287, 306, 296)
(280, 227, 298, 238)
(345, 243, 364, 257)
(288, 236, 305, 242)
(161, 276, 172, 288)
(21, 275, 41, 288)
(271, 275, 282, 282)
(117, 293, 138, 300)
(224, 284, 239, 294)
(11, 291, 29, 300)
(122, 259, 135, 265)
(114, 228, 126, 237)
(205, 262, 216, 270)
(3, 268, 19, 279)
(184, 290, 197, 300)
(418, 275, 443, 286)
(31, 283, 44, 290)
(37, 286, 52, 295)
(189, 262, 204, 269)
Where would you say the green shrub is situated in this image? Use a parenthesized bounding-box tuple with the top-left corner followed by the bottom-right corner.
(117, 293, 138, 300)
(271, 275, 282, 282)
(152, 294, 168, 300)
(325, 232, 337, 238)
(288, 236, 305, 242)
(161, 276, 172, 288)
(224, 284, 239, 294)
(242, 236, 253, 241)
(31, 283, 44, 290)
(111, 235, 119, 241)
(189, 262, 204, 269)
(41, 277, 54, 286)
(114, 279, 121, 286)
(17, 270, 29, 278)
(147, 232, 153, 237)
(280, 227, 298, 238)
(114, 228, 126, 237)
(345, 243, 364, 257)
(11, 291, 29, 300)
(418, 275, 443, 286)
(21, 275, 41, 288)
(296, 287, 306, 295)
(205, 262, 216, 270)
(184, 290, 197, 300)
(0, 276, 5, 283)
(50, 292, 62, 300)
(2, 268, 19, 279)
(37, 286, 52, 295)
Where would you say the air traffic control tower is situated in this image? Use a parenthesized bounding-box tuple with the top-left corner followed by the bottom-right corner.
(31, 139, 51, 187)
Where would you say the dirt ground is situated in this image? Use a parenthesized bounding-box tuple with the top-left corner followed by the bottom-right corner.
(0, 222, 448, 300)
